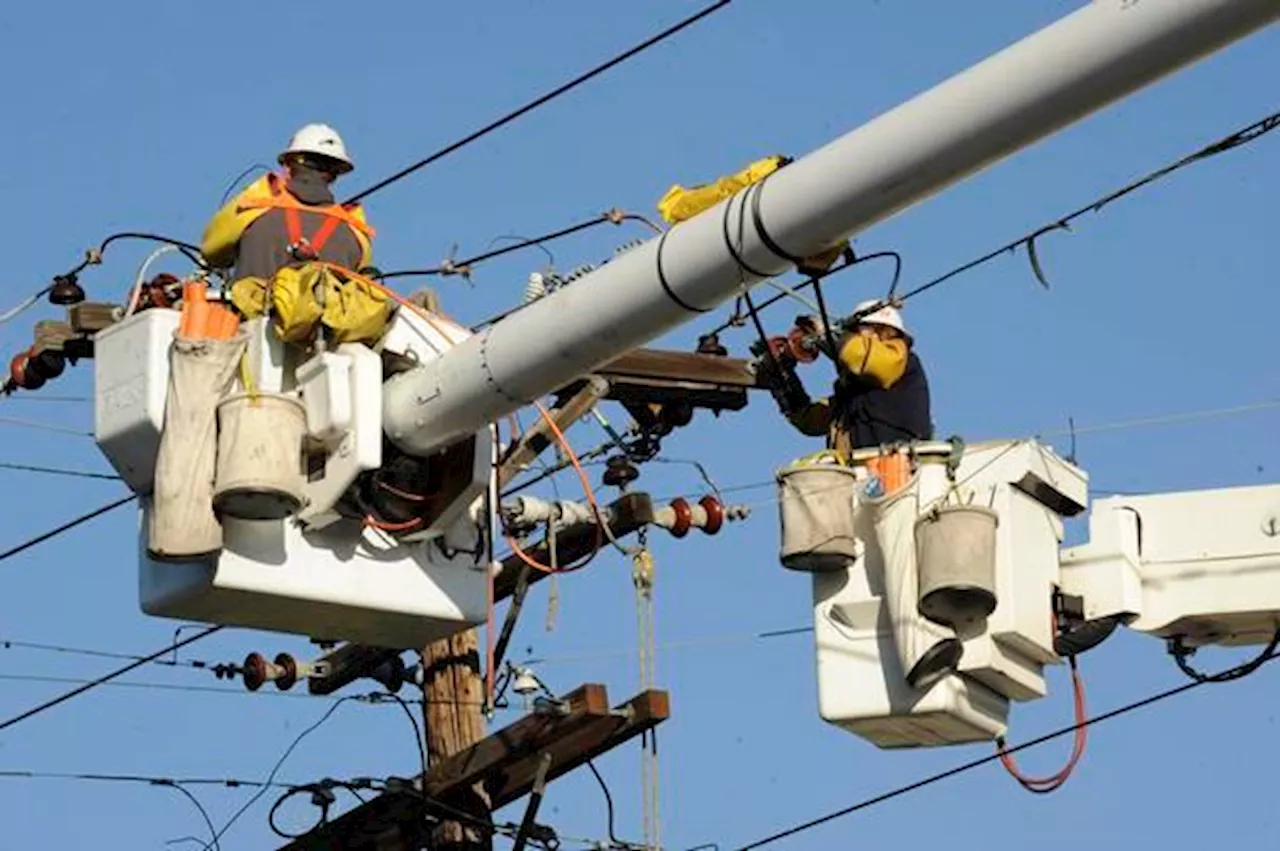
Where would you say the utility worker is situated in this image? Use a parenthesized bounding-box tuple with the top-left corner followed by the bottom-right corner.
(201, 123, 374, 280)
(778, 300, 933, 458)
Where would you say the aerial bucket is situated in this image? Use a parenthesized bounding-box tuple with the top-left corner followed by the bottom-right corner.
(213, 392, 307, 521)
(863, 475, 962, 691)
(916, 504, 999, 632)
(776, 455, 860, 572)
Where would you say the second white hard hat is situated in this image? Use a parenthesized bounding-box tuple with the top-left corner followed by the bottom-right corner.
(279, 123, 354, 174)
(851, 299, 910, 340)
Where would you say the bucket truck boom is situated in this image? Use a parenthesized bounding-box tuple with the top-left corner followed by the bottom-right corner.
(90, 0, 1279, 663)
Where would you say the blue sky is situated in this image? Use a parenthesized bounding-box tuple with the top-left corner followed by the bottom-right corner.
(0, 1, 1277, 848)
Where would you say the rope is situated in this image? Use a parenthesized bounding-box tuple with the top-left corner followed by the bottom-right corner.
(631, 537, 660, 850)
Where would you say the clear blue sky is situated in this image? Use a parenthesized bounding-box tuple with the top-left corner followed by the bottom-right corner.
(0, 1, 1277, 848)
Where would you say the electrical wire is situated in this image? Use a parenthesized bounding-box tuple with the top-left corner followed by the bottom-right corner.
(382, 689, 429, 780)
(0, 638, 213, 669)
(997, 655, 1087, 793)
(0, 769, 294, 789)
(731, 651, 1279, 851)
(586, 760, 623, 848)
(201, 696, 358, 849)
(887, 107, 1280, 307)
(0, 416, 94, 437)
(705, 250, 903, 337)
(0, 494, 137, 563)
(342, 0, 733, 205)
(378, 211, 654, 282)
(709, 107, 1279, 341)
(0, 461, 121, 480)
(267, 779, 372, 840)
(0, 395, 90, 403)
(166, 783, 223, 851)
(0, 625, 222, 735)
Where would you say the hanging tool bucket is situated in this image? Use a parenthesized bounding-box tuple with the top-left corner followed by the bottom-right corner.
(213, 392, 307, 521)
(776, 457, 860, 572)
(915, 504, 999, 631)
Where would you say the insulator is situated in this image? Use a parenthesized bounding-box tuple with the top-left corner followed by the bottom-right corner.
(48, 274, 85, 306)
(696, 333, 728, 357)
(523, 272, 549, 304)
(602, 455, 640, 488)
(565, 264, 595, 282)
(614, 239, 645, 256)
(30, 349, 65, 381)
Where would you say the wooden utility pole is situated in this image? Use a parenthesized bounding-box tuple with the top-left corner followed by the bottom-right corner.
(423, 629, 492, 851)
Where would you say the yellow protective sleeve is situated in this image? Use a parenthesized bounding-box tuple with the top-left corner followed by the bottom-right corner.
(657, 155, 787, 225)
(271, 266, 325, 342)
(837, 335, 909, 389)
(200, 176, 274, 269)
(787, 398, 834, 437)
(321, 270, 392, 344)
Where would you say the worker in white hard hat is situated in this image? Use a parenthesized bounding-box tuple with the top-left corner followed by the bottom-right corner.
(777, 298, 933, 456)
(201, 123, 375, 280)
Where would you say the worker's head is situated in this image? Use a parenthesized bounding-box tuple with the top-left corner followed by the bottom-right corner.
(278, 123, 354, 183)
(849, 299, 912, 346)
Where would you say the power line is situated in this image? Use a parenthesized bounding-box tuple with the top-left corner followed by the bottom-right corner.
(0, 638, 212, 668)
(202, 696, 359, 849)
(0, 672, 360, 701)
(707, 105, 1279, 340)
(0, 494, 137, 563)
(0, 625, 222, 735)
(0, 768, 296, 790)
(0, 461, 121, 480)
(0, 460, 120, 481)
(0, 416, 93, 437)
(379, 210, 661, 284)
(731, 653, 1278, 851)
(342, 0, 732, 205)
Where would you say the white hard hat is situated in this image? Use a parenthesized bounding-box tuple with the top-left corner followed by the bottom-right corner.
(851, 299, 910, 340)
(279, 123, 354, 174)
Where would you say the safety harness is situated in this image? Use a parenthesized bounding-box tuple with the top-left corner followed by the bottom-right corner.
(238, 174, 375, 262)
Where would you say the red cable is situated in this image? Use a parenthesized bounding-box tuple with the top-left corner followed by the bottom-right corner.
(997, 655, 1087, 793)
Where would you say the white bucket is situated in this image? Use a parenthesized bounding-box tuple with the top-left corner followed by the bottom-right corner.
(776, 462, 859, 572)
(915, 504, 999, 631)
(214, 392, 307, 521)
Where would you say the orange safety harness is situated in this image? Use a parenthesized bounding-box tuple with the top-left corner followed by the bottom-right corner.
(238, 173, 375, 262)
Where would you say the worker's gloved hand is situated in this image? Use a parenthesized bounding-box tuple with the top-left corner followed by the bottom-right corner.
(758, 357, 810, 416)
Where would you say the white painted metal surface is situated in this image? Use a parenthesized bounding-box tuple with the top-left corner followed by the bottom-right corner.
(137, 490, 493, 649)
(297, 344, 384, 530)
(384, 0, 1280, 457)
(1064, 484, 1280, 648)
(94, 308, 181, 493)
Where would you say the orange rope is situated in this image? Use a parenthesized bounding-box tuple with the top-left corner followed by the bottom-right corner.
(499, 404, 605, 575)
(997, 655, 1087, 793)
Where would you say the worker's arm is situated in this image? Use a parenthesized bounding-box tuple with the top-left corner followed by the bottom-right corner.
(200, 196, 247, 270)
(200, 174, 275, 270)
(836, 334, 909, 389)
(786, 398, 833, 436)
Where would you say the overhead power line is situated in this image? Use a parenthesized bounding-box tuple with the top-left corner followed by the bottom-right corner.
(342, 0, 733, 205)
(0, 768, 295, 791)
(0, 494, 137, 564)
(0, 625, 223, 735)
(0, 462, 121, 481)
(709, 105, 1280, 335)
(0, 416, 93, 437)
(731, 652, 1279, 851)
